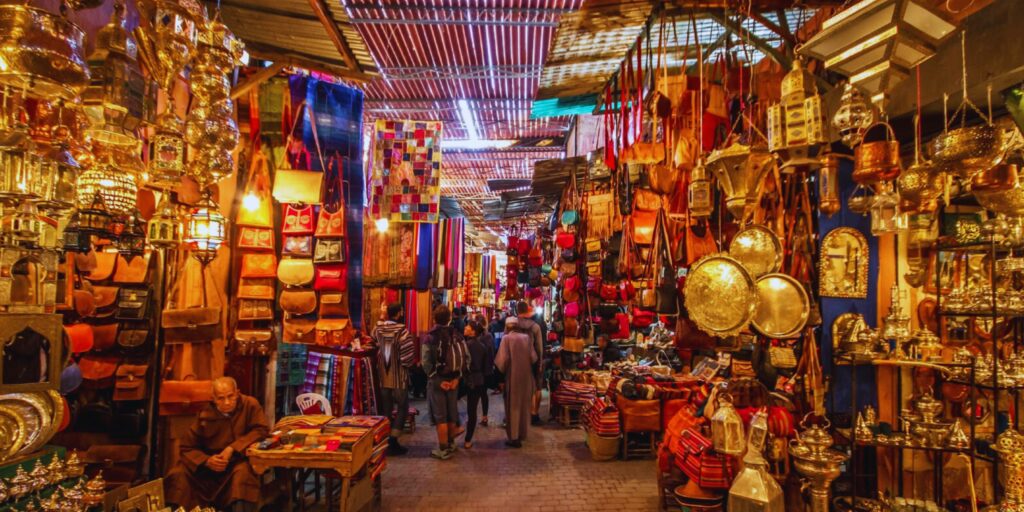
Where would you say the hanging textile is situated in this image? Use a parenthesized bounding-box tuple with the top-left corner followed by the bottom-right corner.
(414, 223, 437, 290)
(368, 120, 443, 224)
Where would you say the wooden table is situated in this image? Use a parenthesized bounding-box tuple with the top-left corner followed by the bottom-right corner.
(247, 430, 374, 512)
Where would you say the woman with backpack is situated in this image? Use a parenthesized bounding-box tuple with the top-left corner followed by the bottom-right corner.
(421, 305, 470, 460)
(495, 316, 538, 448)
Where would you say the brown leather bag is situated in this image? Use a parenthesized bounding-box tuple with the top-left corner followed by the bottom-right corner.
(92, 323, 119, 351)
(648, 164, 681, 195)
(632, 210, 658, 245)
(238, 278, 275, 300)
(277, 258, 315, 286)
(93, 286, 119, 318)
(238, 299, 273, 320)
(113, 254, 150, 284)
(283, 317, 316, 344)
(616, 395, 661, 432)
(634, 188, 664, 212)
(117, 328, 149, 349)
(87, 252, 117, 281)
(233, 329, 277, 356)
(159, 378, 212, 416)
(240, 253, 278, 278)
(74, 282, 96, 318)
(318, 292, 348, 318)
(163, 307, 221, 343)
(280, 289, 317, 315)
(316, 318, 354, 347)
(114, 364, 148, 401)
(80, 356, 119, 388)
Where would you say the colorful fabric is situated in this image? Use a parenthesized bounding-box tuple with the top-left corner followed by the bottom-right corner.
(369, 120, 443, 223)
(582, 395, 621, 437)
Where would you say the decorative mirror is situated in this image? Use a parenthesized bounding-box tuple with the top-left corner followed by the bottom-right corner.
(0, 314, 62, 393)
(819, 227, 869, 298)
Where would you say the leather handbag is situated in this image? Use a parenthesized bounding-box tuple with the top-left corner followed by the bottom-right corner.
(233, 329, 277, 356)
(117, 328, 149, 349)
(239, 299, 273, 321)
(555, 230, 575, 249)
(115, 288, 150, 320)
(314, 239, 346, 264)
(315, 318, 355, 347)
(634, 188, 664, 211)
(92, 323, 119, 352)
(632, 306, 656, 328)
(66, 323, 94, 353)
(319, 292, 348, 317)
(74, 283, 96, 318)
(315, 207, 345, 238)
(564, 301, 580, 318)
(80, 356, 118, 389)
(113, 364, 148, 401)
(86, 252, 117, 281)
(274, 170, 323, 205)
(238, 278, 275, 300)
(159, 378, 212, 416)
(238, 227, 274, 251)
(277, 258, 315, 286)
(563, 337, 585, 353)
(631, 210, 658, 245)
(236, 151, 274, 227)
(648, 163, 681, 195)
(280, 288, 317, 315)
(93, 286, 119, 318)
(282, 204, 316, 235)
(616, 395, 661, 432)
(316, 154, 347, 238)
(314, 265, 347, 292)
(283, 316, 316, 344)
(162, 265, 221, 344)
(113, 255, 150, 284)
(283, 235, 313, 257)
(240, 253, 278, 278)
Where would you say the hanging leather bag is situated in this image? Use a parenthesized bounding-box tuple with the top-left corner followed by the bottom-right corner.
(280, 288, 317, 315)
(162, 265, 222, 344)
(277, 258, 315, 286)
(236, 150, 274, 227)
(282, 204, 316, 235)
(272, 101, 325, 205)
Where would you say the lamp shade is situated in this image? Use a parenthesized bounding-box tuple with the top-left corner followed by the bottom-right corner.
(799, 0, 957, 95)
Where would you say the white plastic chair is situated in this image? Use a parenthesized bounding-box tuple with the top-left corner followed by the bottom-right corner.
(295, 392, 332, 416)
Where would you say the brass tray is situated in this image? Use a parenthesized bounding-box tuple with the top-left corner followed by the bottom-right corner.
(683, 253, 759, 338)
(752, 273, 809, 339)
(0, 403, 26, 459)
(0, 393, 49, 456)
(728, 225, 782, 277)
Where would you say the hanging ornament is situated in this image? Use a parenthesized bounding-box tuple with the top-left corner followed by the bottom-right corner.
(710, 392, 745, 456)
(146, 192, 181, 248)
(185, 189, 226, 265)
(767, 58, 828, 171)
(77, 163, 137, 217)
(116, 209, 146, 260)
(818, 154, 841, 217)
(832, 83, 875, 148)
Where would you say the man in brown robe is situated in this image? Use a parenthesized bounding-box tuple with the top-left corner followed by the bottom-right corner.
(165, 377, 269, 511)
(495, 317, 538, 447)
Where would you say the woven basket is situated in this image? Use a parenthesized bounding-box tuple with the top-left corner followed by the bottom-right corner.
(586, 431, 620, 461)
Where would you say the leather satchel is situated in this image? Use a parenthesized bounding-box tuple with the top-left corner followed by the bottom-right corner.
(93, 286, 119, 318)
(282, 204, 316, 235)
(315, 318, 355, 347)
(74, 282, 96, 318)
(634, 188, 664, 212)
(113, 364, 148, 401)
(319, 292, 348, 317)
(92, 323, 119, 352)
(631, 210, 658, 245)
(159, 378, 212, 416)
(240, 253, 278, 278)
(113, 254, 150, 284)
(563, 336, 585, 353)
(283, 316, 316, 344)
(163, 307, 221, 343)
(238, 278, 275, 300)
(283, 235, 313, 257)
(277, 258, 315, 286)
(233, 329, 277, 356)
(273, 170, 324, 205)
(86, 252, 117, 281)
(313, 265, 347, 292)
(238, 227, 274, 251)
(115, 288, 150, 320)
(315, 206, 345, 238)
(616, 395, 661, 433)
(117, 328, 149, 349)
(236, 151, 274, 227)
(66, 323, 94, 353)
(313, 239, 346, 264)
(239, 299, 274, 321)
(280, 289, 317, 315)
(80, 356, 118, 389)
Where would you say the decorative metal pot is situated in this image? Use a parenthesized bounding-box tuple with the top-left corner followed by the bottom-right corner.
(972, 162, 1019, 193)
(789, 417, 848, 512)
(706, 142, 774, 220)
(898, 159, 943, 213)
(931, 123, 1005, 180)
(992, 429, 1024, 511)
(0, 3, 90, 101)
(853, 123, 901, 185)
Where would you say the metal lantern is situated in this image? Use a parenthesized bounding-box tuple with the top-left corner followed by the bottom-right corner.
(147, 111, 186, 189)
(767, 59, 828, 170)
(706, 143, 775, 220)
(711, 393, 745, 456)
(688, 161, 713, 218)
(728, 409, 784, 512)
(4, 201, 41, 247)
(116, 209, 146, 260)
(833, 83, 875, 147)
(77, 164, 137, 217)
(62, 212, 91, 252)
(798, 0, 958, 97)
(147, 193, 181, 247)
(818, 155, 841, 217)
(186, 190, 226, 265)
(37, 139, 80, 212)
(0, 125, 45, 204)
(869, 183, 905, 235)
(77, 191, 113, 238)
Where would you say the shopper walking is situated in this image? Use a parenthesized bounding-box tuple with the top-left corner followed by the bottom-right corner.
(463, 321, 494, 448)
(514, 301, 545, 425)
(371, 303, 415, 456)
(421, 305, 470, 460)
(495, 317, 538, 448)
(473, 313, 497, 424)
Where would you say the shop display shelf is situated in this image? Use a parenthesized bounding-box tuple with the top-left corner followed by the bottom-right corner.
(944, 379, 1024, 391)
(838, 429, 997, 462)
(937, 310, 1024, 318)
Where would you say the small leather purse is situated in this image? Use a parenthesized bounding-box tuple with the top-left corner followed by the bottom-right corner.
(313, 239, 346, 264)
(113, 255, 150, 284)
(92, 323, 119, 351)
(233, 329, 277, 356)
(318, 292, 348, 317)
(283, 236, 313, 257)
(117, 328, 149, 349)
(93, 286, 119, 318)
(238, 227, 275, 251)
(282, 204, 316, 235)
(115, 288, 150, 320)
(313, 265, 347, 292)
(114, 364, 149, 401)
(315, 207, 345, 238)
(80, 356, 118, 389)
(86, 252, 117, 281)
(238, 278, 275, 300)
(315, 318, 354, 347)
(238, 299, 274, 321)
(277, 259, 315, 287)
(240, 253, 278, 278)
(283, 316, 316, 344)
(280, 288, 317, 315)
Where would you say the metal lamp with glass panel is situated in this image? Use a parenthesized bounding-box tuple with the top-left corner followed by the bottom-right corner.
(116, 209, 146, 260)
(186, 190, 226, 265)
(147, 193, 181, 248)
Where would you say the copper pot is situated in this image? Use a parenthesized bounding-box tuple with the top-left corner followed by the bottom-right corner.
(971, 162, 1018, 193)
(853, 123, 901, 185)
(0, 3, 90, 101)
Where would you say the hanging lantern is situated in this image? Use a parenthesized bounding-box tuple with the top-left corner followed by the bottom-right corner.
(869, 183, 905, 235)
(688, 162, 714, 218)
(798, 0, 958, 97)
(0, 124, 45, 204)
(35, 120, 81, 212)
(62, 212, 91, 252)
(832, 83, 875, 148)
(767, 59, 828, 171)
(706, 143, 775, 220)
(77, 191, 113, 238)
(728, 409, 784, 512)
(4, 201, 42, 247)
(147, 193, 181, 248)
(818, 155, 841, 217)
(116, 209, 146, 260)
(710, 393, 745, 456)
(77, 163, 137, 216)
(186, 190, 226, 265)
(147, 111, 186, 189)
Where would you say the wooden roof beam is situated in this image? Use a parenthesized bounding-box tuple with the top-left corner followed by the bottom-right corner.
(231, 62, 286, 100)
(307, 0, 361, 73)
(245, 44, 373, 83)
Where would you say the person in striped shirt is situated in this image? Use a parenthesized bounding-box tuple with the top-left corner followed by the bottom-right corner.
(372, 303, 416, 456)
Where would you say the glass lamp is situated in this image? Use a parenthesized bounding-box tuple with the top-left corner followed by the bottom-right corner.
(0, 122, 45, 204)
(5, 201, 41, 248)
(147, 193, 181, 248)
(818, 155, 841, 217)
(116, 209, 146, 260)
(798, 0, 958, 96)
(77, 165, 137, 217)
(711, 393, 745, 456)
(688, 162, 714, 218)
(78, 191, 114, 239)
(186, 190, 226, 265)
(62, 212, 91, 253)
(728, 409, 784, 512)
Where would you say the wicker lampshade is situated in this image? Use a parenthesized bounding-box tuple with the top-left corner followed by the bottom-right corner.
(77, 166, 137, 216)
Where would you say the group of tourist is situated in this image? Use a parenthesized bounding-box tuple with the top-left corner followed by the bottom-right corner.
(371, 301, 547, 460)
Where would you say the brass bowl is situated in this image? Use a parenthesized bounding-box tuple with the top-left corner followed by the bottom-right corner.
(930, 124, 1005, 179)
(683, 253, 759, 338)
(752, 273, 809, 339)
(975, 180, 1024, 216)
(0, 3, 90, 101)
(728, 225, 782, 278)
(971, 162, 1018, 193)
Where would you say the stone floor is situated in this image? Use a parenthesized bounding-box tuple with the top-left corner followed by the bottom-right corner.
(378, 392, 660, 511)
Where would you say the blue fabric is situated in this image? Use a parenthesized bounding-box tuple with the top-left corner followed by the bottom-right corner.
(415, 223, 436, 290)
(295, 77, 366, 330)
(818, 155, 879, 414)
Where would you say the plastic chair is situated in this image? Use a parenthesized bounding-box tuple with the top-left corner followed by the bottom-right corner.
(295, 393, 332, 416)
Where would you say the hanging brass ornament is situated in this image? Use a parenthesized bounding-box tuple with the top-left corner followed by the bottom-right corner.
(0, 3, 90, 102)
(147, 192, 182, 248)
(0, 121, 45, 205)
(116, 209, 146, 260)
(853, 122, 901, 185)
(832, 83, 875, 148)
(710, 393, 745, 456)
(186, 189, 226, 265)
(705, 142, 774, 220)
(687, 161, 713, 218)
(77, 163, 138, 217)
(767, 59, 828, 171)
(818, 154, 841, 217)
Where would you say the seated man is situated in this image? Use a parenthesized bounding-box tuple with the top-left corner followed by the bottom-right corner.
(165, 377, 269, 512)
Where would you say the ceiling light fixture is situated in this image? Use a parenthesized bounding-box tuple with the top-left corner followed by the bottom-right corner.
(457, 99, 480, 140)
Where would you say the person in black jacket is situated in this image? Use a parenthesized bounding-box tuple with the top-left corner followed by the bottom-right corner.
(421, 305, 469, 460)
(462, 321, 494, 448)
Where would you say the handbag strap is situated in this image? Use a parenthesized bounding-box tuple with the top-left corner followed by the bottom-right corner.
(281, 100, 327, 173)
(321, 152, 348, 213)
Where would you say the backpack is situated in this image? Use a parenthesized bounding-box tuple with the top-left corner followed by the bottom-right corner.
(433, 327, 470, 378)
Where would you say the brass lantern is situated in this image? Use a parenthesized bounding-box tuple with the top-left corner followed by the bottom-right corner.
(77, 191, 113, 238)
(832, 83, 875, 147)
(706, 143, 774, 220)
(688, 161, 713, 218)
(36, 125, 81, 212)
(62, 212, 91, 252)
(147, 193, 181, 247)
(728, 409, 784, 512)
(818, 154, 841, 217)
(798, 0, 958, 97)
(186, 190, 226, 265)
(77, 164, 137, 217)
(869, 182, 905, 235)
(4, 201, 42, 248)
(710, 393, 745, 456)
(767, 59, 828, 171)
(116, 209, 146, 260)
(0, 124, 45, 204)
(147, 111, 186, 189)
